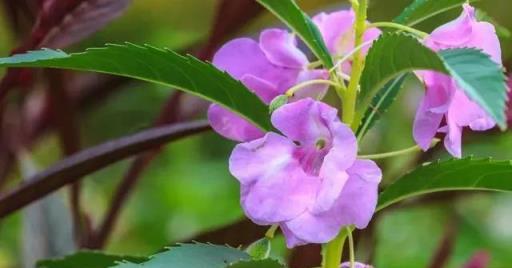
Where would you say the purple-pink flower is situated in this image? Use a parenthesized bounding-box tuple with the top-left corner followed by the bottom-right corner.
(208, 28, 329, 142)
(414, 4, 502, 157)
(229, 99, 382, 248)
(208, 9, 381, 143)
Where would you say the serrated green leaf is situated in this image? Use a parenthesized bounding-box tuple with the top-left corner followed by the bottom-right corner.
(377, 158, 512, 211)
(227, 259, 285, 268)
(256, 0, 333, 68)
(359, 33, 507, 129)
(36, 251, 147, 268)
(0, 44, 271, 131)
(110, 243, 250, 268)
(439, 48, 508, 128)
(394, 0, 476, 26)
(356, 75, 407, 139)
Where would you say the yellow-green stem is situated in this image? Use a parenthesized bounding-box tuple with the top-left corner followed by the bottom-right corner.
(368, 22, 428, 38)
(323, 229, 349, 268)
(265, 225, 279, 239)
(343, 0, 367, 130)
(323, 1, 368, 268)
(347, 228, 355, 268)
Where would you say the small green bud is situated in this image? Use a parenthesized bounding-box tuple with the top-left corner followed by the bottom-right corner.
(269, 95, 289, 114)
(245, 238, 271, 260)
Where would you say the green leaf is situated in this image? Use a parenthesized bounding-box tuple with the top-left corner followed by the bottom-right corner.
(111, 243, 250, 268)
(245, 238, 271, 260)
(394, 0, 476, 26)
(359, 33, 507, 129)
(356, 75, 407, 139)
(36, 251, 147, 268)
(227, 259, 285, 268)
(377, 158, 512, 211)
(256, 0, 333, 68)
(0, 44, 271, 131)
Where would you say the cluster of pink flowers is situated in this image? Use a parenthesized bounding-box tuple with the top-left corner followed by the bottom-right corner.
(208, 4, 502, 248)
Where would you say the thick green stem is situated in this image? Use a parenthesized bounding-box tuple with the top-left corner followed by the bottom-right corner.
(323, 2, 368, 268)
(323, 228, 349, 268)
(343, 0, 367, 130)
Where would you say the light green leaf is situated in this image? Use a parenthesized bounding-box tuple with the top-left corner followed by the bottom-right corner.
(0, 44, 271, 131)
(394, 0, 476, 26)
(110, 243, 250, 268)
(356, 75, 407, 139)
(359, 33, 507, 129)
(256, 0, 333, 68)
(377, 158, 512, 211)
(227, 259, 285, 268)
(245, 238, 271, 260)
(36, 251, 147, 268)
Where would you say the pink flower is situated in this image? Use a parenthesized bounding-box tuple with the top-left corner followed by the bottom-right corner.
(313, 9, 381, 72)
(414, 4, 502, 157)
(229, 99, 382, 248)
(208, 29, 329, 142)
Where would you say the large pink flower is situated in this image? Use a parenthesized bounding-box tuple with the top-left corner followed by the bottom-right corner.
(414, 4, 502, 157)
(208, 29, 328, 142)
(229, 99, 382, 247)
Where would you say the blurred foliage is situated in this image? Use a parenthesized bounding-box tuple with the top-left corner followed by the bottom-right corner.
(0, 0, 511, 267)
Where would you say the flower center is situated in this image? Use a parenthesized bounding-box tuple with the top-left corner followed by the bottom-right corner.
(295, 139, 331, 176)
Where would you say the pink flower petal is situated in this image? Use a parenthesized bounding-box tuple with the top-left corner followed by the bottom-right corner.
(259, 28, 309, 68)
(230, 133, 319, 224)
(207, 104, 264, 142)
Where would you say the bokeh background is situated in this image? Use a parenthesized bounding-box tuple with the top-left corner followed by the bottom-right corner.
(0, 0, 511, 267)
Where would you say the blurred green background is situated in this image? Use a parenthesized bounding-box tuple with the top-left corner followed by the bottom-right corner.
(0, 0, 511, 267)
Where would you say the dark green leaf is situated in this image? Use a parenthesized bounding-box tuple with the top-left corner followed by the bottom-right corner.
(111, 243, 250, 268)
(0, 44, 271, 131)
(356, 75, 407, 139)
(36, 251, 147, 268)
(377, 158, 512, 211)
(256, 0, 333, 68)
(394, 0, 476, 26)
(359, 33, 507, 129)
(227, 259, 285, 268)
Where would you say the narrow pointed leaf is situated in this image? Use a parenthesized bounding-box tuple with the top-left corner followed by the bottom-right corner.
(359, 33, 507, 129)
(356, 75, 407, 139)
(0, 44, 271, 131)
(377, 158, 512, 211)
(256, 0, 333, 68)
(111, 243, 250, 268)
(394, 0, 476, 26)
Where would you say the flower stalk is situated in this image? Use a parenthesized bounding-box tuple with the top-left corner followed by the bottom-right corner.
(368, 22, 429, 38)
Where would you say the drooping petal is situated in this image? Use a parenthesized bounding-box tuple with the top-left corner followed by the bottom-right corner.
(442, 120, 463, 158)
(230, 133, 319, 224)
(413, 96, 444, 151)
(331, 160, 382, 229)
(240, 74, 281, 104)
(208, 104, 264, 142)
(280, 224, 308, 248)
(448, 90, 496, 131)
(259, 29, 309, 69)
(283, 211, 342, 245)
(271, 98, 337, 145)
